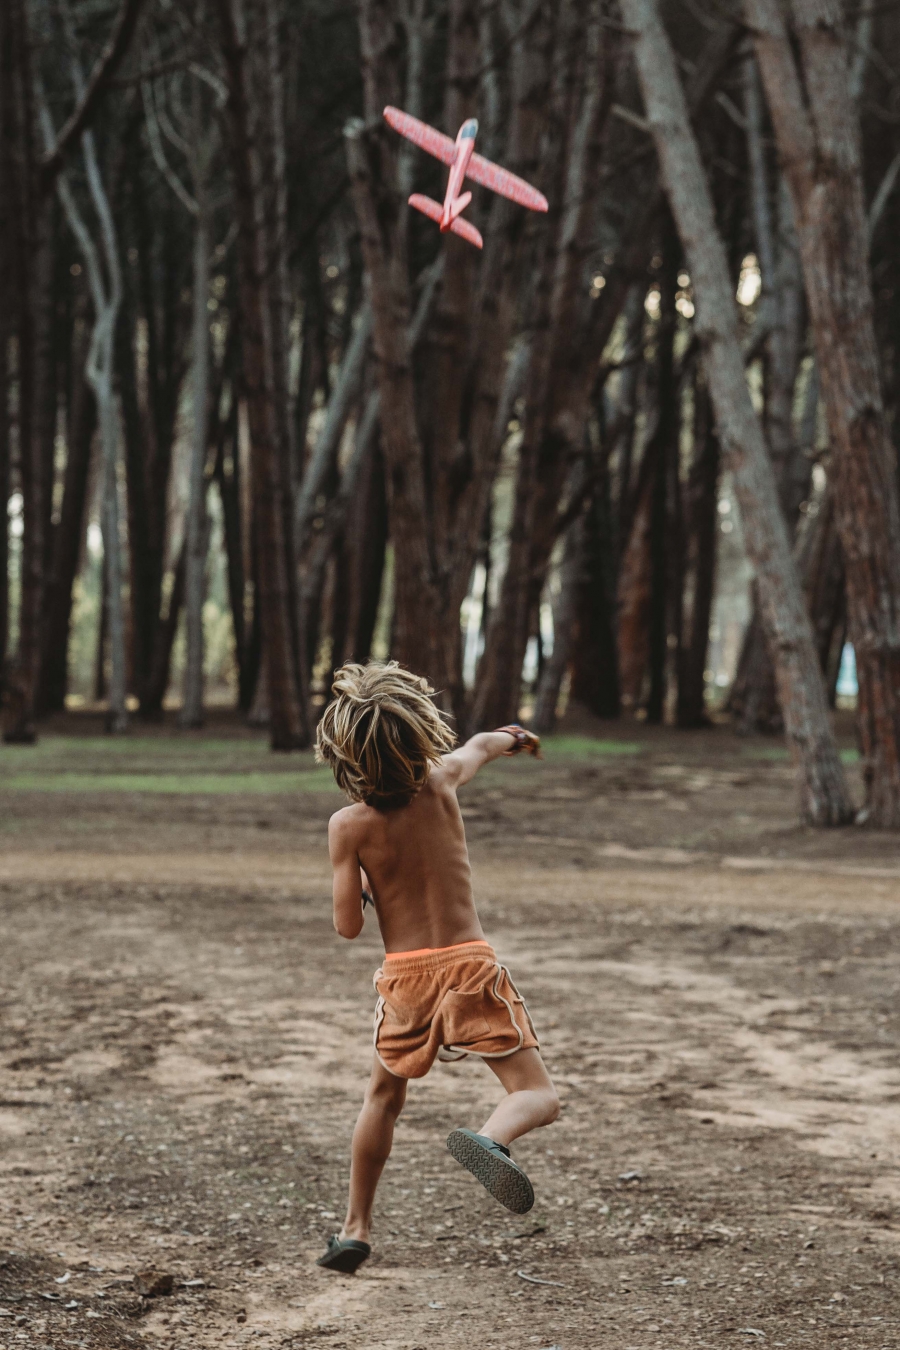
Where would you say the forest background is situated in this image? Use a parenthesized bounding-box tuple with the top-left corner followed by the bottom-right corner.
(2, 0, 899, 828)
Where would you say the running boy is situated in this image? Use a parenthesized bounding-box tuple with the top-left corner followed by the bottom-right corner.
(314, 661, 559, 1274)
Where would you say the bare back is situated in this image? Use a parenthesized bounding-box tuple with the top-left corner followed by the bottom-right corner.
(335, 763, 483, 954)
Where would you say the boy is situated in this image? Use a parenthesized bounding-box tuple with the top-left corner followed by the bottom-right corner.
(314, 660, 559, 1274)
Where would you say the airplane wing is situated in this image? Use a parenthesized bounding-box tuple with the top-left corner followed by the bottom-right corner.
(383, 107, 458, 166)
(465, 153, 548, 212)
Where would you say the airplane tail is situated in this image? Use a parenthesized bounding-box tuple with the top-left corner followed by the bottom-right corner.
(408, 194, 483, 250)
(449, 190, 472, 222)
(408, 193, 443, 224)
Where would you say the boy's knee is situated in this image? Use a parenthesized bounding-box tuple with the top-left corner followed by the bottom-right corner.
(542, 1088, 561, 1125)
(368, 1075, 406, 1116)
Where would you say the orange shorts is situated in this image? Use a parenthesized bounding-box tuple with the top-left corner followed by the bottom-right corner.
(373, 941, 539, 1080)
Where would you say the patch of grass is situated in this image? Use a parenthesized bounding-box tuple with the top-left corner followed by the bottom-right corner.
(741, 745, 860, 765)
(541, 736, 643, 759)
(0, 771, 339, 796)
(0, 736, 283, 763)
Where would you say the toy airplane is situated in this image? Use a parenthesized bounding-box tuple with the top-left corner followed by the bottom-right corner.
(383, 106, 548, 250)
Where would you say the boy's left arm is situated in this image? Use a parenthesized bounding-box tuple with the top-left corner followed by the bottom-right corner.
(328, 812, 365, 939)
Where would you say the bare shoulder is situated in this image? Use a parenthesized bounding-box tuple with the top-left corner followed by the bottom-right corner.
(427, 759, 464, 800)
(429, 757, 460, 788)
(328, 802, 368, 848)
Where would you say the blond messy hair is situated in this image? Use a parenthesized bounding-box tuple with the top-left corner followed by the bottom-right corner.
(315, 661, 456, 808)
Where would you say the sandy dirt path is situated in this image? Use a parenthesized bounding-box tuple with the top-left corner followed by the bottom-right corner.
(2, 839, 899, 1350)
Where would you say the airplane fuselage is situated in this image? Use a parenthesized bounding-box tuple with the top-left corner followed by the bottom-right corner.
(440, 118, 478, 231)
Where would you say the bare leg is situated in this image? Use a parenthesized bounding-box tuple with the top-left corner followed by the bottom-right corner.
(340, 1055, 408, 1244)
(478, 1047, 559, 1147)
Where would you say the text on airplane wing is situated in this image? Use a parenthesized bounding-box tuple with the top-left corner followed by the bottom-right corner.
(465, 153, 548, 212)
(382, 107, 458, 166)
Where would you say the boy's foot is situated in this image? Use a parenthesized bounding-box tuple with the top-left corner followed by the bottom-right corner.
(316, 1234, 371, 1274)
(446, 1128, 535, 1214)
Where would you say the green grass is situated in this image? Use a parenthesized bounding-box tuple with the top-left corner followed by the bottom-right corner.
(741, 745, 860, 765)
(0, 770, 339, 795)
(540, 736, 643, 759)
(0, 736, 284, 764)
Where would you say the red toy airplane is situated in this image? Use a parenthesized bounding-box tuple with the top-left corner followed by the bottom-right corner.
(383, 106, 548, 250)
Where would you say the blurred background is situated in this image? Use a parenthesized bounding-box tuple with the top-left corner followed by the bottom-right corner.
(1, 0, 897, 759)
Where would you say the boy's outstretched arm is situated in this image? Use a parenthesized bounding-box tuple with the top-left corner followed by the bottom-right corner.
(329, 812, 365, 939)
(442, 727, 540, 787)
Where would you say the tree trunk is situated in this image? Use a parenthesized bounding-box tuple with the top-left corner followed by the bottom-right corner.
(616, 454, 654, 714)
(677, 377, 720, 727)
(214, 405, 256, 710)
(747, 0, 900, 826)
(570, 440, 621, 720)
(0, 311, 9, 679)
(732, 58, 809, 733)
(646, 219, 680, 725)
(1, 3, 42, 742)
(38, 339, 96, 713)
(343, 439, 388, 666)
(217, 0, 308, 749)
(533, 513, 584, 735)
(621, 0, 852, 825)
(142, 538, 186, 714)
(180, 206, 211, 728)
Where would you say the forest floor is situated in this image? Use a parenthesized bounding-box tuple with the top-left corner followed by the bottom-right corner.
(1, 710, 899, 1350)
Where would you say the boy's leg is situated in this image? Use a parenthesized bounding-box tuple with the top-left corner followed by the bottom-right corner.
(479, 1046, 559, 1145)
(340, 1054, 408, 1244)
(446, 1048, 558, 1214)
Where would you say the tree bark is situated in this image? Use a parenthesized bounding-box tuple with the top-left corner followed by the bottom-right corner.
(38, 313, 97, 713)
(677, 376, 720, 727)
(747, 0, 900, 826)
(2, 0, 43, 743)
(533, 512, 584, 735)
(180, 205, 211, 728)
(731, 58, 809, 733)
(570, 439, 621, 720)
(217, 0, 308, 749)
(621, 0, 852, 825)
(646, 219, 681, 725)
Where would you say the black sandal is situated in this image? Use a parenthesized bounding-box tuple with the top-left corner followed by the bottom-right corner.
(447, 1128, 535, 1214)
(316, 1234, 371, 1274)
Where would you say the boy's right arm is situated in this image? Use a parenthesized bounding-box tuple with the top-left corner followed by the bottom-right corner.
(441, 729, 538, 787)
(328, 811, 365, 939)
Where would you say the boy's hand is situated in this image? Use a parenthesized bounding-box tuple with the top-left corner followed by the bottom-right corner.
(495, 724, 542, 758)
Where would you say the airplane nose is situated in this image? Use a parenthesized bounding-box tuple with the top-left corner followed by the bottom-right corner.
(461, 118, 479, 139)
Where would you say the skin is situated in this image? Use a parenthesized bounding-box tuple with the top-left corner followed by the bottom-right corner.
(328, 730, 559, 1246)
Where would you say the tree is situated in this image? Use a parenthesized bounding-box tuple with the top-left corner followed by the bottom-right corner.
(39, 20, 129, 732)
(216, 0, 309, 749)
(142, 38, 228, 727)
(746, 0, 900, 827)
(619, 0, 852, 826)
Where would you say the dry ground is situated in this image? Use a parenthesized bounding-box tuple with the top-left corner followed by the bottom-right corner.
(1, 713, 899, 1350)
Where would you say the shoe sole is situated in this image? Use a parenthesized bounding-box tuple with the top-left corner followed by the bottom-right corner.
(446, 1129, 535, 1214)
(316, 1239, 371, 1274)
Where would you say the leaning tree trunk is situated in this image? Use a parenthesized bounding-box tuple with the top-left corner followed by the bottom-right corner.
(732, 57, 810, 733)
(621, 0, 852, 826)
(747, 0, 900, 827)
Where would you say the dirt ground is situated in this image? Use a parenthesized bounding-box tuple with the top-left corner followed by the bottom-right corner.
(1, 712, 899, 1350)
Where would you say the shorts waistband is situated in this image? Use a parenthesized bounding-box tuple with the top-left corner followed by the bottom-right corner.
(381, 939, 494, 972)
